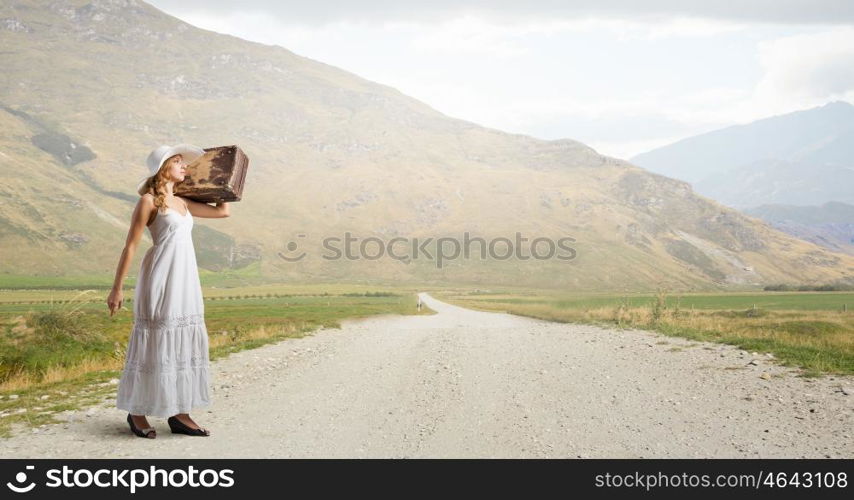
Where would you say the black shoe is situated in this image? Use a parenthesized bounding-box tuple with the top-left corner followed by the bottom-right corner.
(167, 416, 210, 436)
(127, 413, 156, 439)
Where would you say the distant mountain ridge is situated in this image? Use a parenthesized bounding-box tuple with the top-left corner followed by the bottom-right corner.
(696, 158, 854, 209)
(745, 202, 854, 255)
(630, 101, 854, 187)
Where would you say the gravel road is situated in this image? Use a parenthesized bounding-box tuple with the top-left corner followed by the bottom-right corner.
(1, 292, 851, 458)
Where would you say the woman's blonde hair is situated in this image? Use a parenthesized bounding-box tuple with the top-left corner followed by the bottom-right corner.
(137, 154, 181, 212)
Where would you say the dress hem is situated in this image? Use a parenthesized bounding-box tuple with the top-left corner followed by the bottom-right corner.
(116, 399, 212, 418)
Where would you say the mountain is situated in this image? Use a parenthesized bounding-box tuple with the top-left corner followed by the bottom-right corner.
(695, 159, 854, 209)
(630, 101, 854, 187)
(629, 101, 854, 253)
(745, 202, 854, 255)
(1, 0, 854, 291)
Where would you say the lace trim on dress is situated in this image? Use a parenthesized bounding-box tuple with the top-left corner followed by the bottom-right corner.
(123, 355, 209, 374)
(133, 313, 205, 329)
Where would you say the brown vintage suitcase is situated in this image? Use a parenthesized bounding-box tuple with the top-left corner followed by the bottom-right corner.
(174, 145, 249, 203)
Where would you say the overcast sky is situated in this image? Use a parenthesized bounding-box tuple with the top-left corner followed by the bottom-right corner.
(146, 0, 854, 159)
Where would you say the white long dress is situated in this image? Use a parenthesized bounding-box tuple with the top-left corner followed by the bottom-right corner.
(116, 204, 212, 417)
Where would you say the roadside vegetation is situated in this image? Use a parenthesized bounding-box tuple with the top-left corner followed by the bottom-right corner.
(434, 289, 854, 377)
(0, 285, 432, 437)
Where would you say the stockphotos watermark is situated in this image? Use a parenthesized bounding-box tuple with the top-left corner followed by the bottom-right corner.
(5, 464, 234, 494)
(277, 232, 578, 268)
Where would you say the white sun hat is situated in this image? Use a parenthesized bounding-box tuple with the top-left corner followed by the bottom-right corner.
(136, 143, 206, 195)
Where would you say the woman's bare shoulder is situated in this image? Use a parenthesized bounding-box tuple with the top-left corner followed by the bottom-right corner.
(138, 193, 156, 208)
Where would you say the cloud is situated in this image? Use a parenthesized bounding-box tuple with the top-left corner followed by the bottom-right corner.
(147, 0, 854, 26)
(406, 16, 532, 57)
(755, 27, 854, 101)
(388, 16, 746, 58)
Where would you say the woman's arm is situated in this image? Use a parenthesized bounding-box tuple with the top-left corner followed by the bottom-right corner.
(107, 195, 155, 315)
(182, 196, 230, 219)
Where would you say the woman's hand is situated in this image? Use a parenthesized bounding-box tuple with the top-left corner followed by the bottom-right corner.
(107, 288, 124, 316)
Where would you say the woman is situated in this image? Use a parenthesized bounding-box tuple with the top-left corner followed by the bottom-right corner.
(107, 143, 230, 438)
